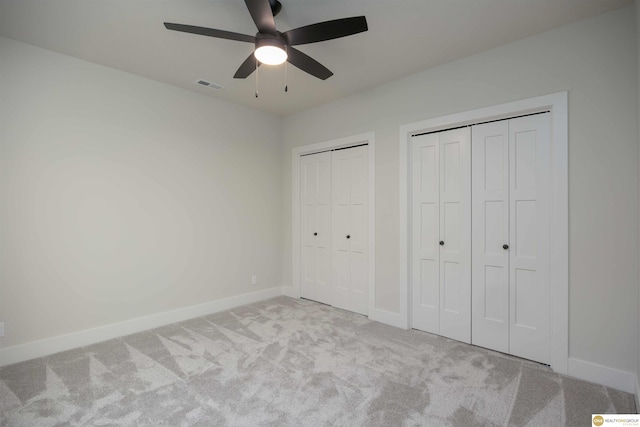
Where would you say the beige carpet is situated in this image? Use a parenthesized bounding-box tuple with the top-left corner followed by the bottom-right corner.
(0, 296, 635, 426)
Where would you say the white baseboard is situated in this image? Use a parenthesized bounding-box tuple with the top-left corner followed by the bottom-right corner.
(567, 357, 636, 394)
(282, 286, 297, 298)
(281, 291, 408, 331)
(0, 287, 283, 367)
(368, 307, 408, 330)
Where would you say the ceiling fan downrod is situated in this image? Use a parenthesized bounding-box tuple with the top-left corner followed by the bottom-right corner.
(269, 0, 282, 17)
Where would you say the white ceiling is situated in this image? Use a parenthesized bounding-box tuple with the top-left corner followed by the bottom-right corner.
(0, 0, 631, 116)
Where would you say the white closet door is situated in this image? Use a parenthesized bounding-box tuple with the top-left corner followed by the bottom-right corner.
(471, 113, 551, 365)
(411, 133, 440, 334)
(509, 113, 551, 364)
(438, 128, 471, 343)
(300, 152, 332, 305)
(332, 146, 368, 315)
(472, 121, 510, 353)
(411, 128, 470, 343)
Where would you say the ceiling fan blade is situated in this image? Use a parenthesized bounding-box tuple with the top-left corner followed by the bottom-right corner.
(234, 53, 260, 79)
(164, 23, 255, 43)
(287, 47, 333, 80)
(244, 0, 277, 34)
(284, 16, 368, 46)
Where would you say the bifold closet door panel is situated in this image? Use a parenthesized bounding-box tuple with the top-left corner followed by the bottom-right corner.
(471, 121, 510, 354)
(300, 152, 332, 305)
(508, 113, 551, 365)
(438, 128, 471, 343)
(411, 128, 470, 343)
(471, 113, 551, 365)
(332, 146, 368, 315)
(411, 133, 440, 334)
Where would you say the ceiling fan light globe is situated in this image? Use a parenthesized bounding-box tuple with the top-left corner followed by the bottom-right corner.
(254, 45, 287, 65)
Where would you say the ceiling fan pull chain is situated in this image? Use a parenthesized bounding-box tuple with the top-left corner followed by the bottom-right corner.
(255, 60, 259, 98)
(284, 48, 288, 93)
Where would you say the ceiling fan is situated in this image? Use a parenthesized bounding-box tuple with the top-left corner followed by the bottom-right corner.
(164, 0, 368, 81)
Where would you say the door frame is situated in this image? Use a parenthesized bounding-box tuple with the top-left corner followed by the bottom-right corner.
(399, 92, 568, 374)
(291, 132, 376, 316)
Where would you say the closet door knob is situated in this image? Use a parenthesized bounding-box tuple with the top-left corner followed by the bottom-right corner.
(313, 232, 317, 236)
(346, 235, 351, 239)
(439, 241, 444, 246)
(503, 244, 509, 250)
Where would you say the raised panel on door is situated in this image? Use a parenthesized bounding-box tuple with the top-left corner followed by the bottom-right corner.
(332, 146, 368, 315)
(348, 147, 368, 315)
(332, 183, 350, 310)
(301, 157, 317, 302)
(509, 113, 551, 365)
(471, 121, 510, 354)
(302, 203, 317, 301)
(349, 203, 368, 314)
(411, 134, 440, 334)
(438, 128, 471, 343)
(300, 152, 332, 305)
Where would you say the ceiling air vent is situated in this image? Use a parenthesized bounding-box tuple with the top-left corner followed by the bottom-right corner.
(195, 79, 224, 91)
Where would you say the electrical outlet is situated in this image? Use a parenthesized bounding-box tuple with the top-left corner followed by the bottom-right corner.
(0, 322, 5, 338)
(251, 275, 257, 286)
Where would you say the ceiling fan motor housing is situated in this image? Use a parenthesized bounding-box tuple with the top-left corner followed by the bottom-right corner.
(255, 32, 287, 51)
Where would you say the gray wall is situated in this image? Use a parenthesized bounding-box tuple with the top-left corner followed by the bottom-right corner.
(0, 37, 283, 349)
(636, 0, 640, 392)
(283, 5, 639, 373)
